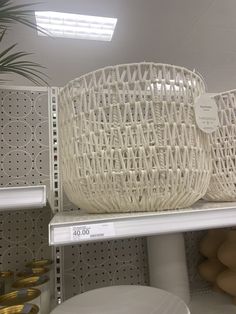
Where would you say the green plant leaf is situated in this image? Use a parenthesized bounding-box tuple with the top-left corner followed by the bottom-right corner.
(0, 1, 49, 85)
(0, 28, 6, 41)
(0, 1, 49, 36)
(0, 44, 49, 85)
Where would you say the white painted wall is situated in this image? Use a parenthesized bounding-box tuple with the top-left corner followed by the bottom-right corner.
(3, 0, 236, 92)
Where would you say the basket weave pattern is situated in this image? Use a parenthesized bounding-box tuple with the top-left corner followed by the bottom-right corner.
(205, 90, 236, 201)
(59, 63, 211, 213)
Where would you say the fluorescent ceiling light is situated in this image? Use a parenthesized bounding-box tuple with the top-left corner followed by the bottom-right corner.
(35, 11, 117, 41)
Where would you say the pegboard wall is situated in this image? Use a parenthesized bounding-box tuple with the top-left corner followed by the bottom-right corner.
(0, 85, 211, 301)
(62, 237, 149, 300)
(0, 86, 52, 274)
(0, 207, 52, 272)
(0, 86, 50, 189)
(62, 231, 209, 300)
(184, 231, 209, 294)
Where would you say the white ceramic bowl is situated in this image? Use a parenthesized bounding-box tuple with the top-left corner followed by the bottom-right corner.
(52, 285, 190, 314)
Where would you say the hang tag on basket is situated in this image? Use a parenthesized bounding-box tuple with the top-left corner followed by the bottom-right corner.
(194, 94, 219, 133)
(71, 223, 115, 242)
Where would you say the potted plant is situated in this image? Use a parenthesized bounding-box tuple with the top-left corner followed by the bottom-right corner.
(0, 0, 48, 85)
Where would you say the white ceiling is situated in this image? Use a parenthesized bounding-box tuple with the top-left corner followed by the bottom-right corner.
(5, 0, 236, 91)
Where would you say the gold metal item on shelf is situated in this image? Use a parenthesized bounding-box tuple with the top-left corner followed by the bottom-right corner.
(26, 259, 55, 301)
(0, 289, 40, 306)
(0, 273, 13, 280)
(26, 260, 53, 268)
(0, 304, 39, 314)
(13, 275, 50, 314)
(12, 276, 49, 289)
(17, 268, 49, 278)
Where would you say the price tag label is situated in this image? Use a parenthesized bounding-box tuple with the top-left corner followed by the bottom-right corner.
(194, 94, 219, 133)
(71, 222, 115, 242)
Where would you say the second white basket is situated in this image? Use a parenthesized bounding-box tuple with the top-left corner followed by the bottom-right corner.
(59, 62, 211, 213)
(205, 89, 236, 201)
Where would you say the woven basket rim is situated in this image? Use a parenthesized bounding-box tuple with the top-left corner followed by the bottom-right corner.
(214, 88, 236, 98)
(60, 62, 205, 94)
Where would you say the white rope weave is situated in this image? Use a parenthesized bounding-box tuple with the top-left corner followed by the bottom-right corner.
(205, 89, 236, 201)
(59, 62, 211, 213)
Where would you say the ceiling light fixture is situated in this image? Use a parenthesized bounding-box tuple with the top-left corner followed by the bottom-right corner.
(35, 11, 117, 41)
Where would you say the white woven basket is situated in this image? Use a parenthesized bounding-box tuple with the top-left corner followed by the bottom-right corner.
(205, 89, 236, 201)
(59, 62, 211, 213)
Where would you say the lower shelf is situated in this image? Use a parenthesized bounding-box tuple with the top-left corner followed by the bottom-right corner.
(190, 292, 236, 314)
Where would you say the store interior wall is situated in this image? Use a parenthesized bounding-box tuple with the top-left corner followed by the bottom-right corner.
(0, 0, 233, 300)
(0, 88, 52, 273)
(3, 0, 236, 92)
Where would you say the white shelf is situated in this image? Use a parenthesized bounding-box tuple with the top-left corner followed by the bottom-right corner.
(0, 185, 46, 211)
(190, 292, 236, 314)
(49, 200, 236, 245)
